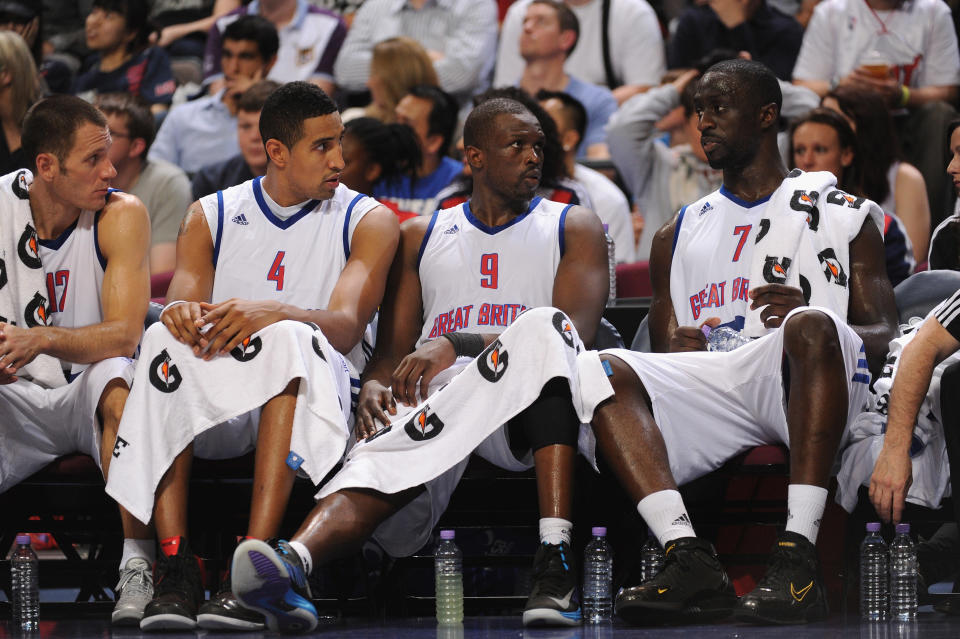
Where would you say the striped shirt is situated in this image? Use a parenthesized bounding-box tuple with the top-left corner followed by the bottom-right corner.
(934, 288, 960, 340)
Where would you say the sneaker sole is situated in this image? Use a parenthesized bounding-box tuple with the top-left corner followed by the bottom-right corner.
(522, 607, 582, 627)
(232, 540, 318, 634)
(616, 593, 735, 626)
(139, 612, 198, 631)
(197, 612, 266, 630)
(733, 604, 828, 625)
(111, 607, 144, 627)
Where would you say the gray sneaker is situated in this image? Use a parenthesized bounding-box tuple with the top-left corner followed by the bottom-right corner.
(112, 557, 154, 626)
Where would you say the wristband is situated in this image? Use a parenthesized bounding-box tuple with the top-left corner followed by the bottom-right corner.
(899, 84, 910, 108)
(440, 331, 485, 358)
(159, 299, 188, 320)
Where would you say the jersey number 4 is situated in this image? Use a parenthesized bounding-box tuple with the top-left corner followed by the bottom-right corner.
(268, 251, 285, 291)
(480, 253, 498, 289)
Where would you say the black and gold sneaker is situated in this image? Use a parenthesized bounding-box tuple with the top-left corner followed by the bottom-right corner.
(735, 531, 828, 625)
(615, 536, 736, 625)
(197, 571, 266, 630)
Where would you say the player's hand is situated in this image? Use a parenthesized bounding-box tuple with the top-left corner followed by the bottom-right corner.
(160, 301, 207, 354)
(869, 444, 913, 524)
(392, 337, 457, 407)
(670, 317, 719, 352)
(356, 379, 397, 441)
(196, 298, 286, 360)
(749, 284, 806, 328)
(0, 323, 41, 377)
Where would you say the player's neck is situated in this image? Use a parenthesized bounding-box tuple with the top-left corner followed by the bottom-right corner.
(28, 183, 83, 241)
(520, 57, 568, 95)
(260, 171, 315, 208)
(722, 148, 788, 203)
(468, 188, 531, 226)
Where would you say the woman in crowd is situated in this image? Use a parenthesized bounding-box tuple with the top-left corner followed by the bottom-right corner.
(0, 31, 41, 175)
(357, 37, 438, 123)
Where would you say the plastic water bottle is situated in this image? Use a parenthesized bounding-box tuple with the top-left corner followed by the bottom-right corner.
(702, 325, 752, 352)
(582, 526, 613, 623)
(603, 225, 616, 303)
(435, 530, 463, 624)
(860, 522, 889, 621)
(10, 534, 39, 631)
(639, 535, 665, 582)
(889, 523, 917, 620)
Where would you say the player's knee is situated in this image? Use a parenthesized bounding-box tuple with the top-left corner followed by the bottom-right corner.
(782, 310, 842, 360)
(599, 354, 650, 408)
(98, 380, 130, 430)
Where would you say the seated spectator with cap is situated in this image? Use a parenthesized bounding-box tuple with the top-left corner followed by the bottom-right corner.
(538, 89, 634, 262)
(191, 80, 280, 200)
(97, 93, 192, 276)
(74, 0, 176, 113)
(518, 0, 616, 159)
(203, 0, 346, 97)
(150, 15, 278, 175)
(374, 85, 462, 217)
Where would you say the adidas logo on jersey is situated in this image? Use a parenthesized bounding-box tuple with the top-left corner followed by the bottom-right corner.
(231, 214, 249, 225)
(443, 224, 460, 235)
(699, 202, 713, 216)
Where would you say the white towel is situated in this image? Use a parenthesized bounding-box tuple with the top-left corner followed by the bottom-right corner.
(0, 169, 65, 388)
(744, 169, 883, 338)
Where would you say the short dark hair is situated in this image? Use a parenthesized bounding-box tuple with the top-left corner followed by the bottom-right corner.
(22, 95, 108, 172)
(92, 0, 150, 52)
(536, 89, 586, 151)
(222, 14, 280, 62)
(703, 58, 782, 112)
(948, 119, 960, 144)
(407, 84, 459, 156)
(531, 0, 579, 56)
(345, 117, 422, 185)
(96, 92, 156, 156)
(259, 81, 338, 150)
(463, 98, 531, 150)
(237, 80, 281, 114)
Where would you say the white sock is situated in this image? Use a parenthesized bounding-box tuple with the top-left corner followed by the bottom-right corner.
(785, 484, 828, 544)
(120, 538, 155, 570)
(287, 540, 313, 575)
(539, 517, 573, 545)
(636, 490, 696, 547)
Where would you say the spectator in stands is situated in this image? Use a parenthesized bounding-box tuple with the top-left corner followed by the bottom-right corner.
(150, 15, 278, 175)
(926, 120, 960, 270)
(6, 1, 73, 95)
(518, 1, 616, 159)
(203, 0, 346, 97)
(374, 85, 462, 217)
(496, 0, 665, 105)
(334, 0, 498, 103)
(668, 0, 802, 82)
(150, 0, 240, 58)
(311, 0, 367, 25)
(191, 80, 280, 200)
(96, 93, 191, 276)
(361, 37, 437, 124)
(792, 0, 960, 227)
(538, 89, 634, 262)
(606, 69, 722, 261)
(341, 117, 422, 222)
(41, 0, 94, 69)
(822, 85, 931, 264)
(0, 31, 41, 174)
(789, 107, 915, 285)
(74, 0, 176, 112)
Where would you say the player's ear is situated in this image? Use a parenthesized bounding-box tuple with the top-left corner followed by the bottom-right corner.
(34, 152, 58, 181)
(759, 102, 779, 129)
(264, 138, 287, 168)
(464, 144, 483, 172)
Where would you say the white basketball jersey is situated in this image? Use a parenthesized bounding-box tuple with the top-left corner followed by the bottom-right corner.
(199, 177, 379, 373)
(417, 197, 570, 347)
(37, 207, 107, 378)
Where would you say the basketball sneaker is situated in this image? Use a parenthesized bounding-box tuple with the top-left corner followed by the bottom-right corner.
(140, 539, 204, 631)
(735, 531, 828, 624)
(615, 536, 736, 625)
(197, 571, 266, 630)
(111, 557, 153, 626)
(231, 538, 318, 633)
(522, 541, 581, 626)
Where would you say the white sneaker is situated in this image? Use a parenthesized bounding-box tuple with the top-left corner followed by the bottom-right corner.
(112, 557, 154, 626)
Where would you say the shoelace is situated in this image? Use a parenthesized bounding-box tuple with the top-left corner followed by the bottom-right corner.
(155, 554, 201, 595)
(533, 545, 573, 597)
(116, 562, 152, 596)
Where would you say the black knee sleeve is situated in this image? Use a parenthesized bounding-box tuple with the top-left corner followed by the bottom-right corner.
(507, 377, 580, 456)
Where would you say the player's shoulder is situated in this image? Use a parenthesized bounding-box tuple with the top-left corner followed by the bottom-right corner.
(102, 190, 148, 219)
(681, 189, 726, 221)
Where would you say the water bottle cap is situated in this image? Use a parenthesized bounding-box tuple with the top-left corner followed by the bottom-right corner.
(591, 526, 607, 536)
(15, 534, 30, 545)
(895, 523, 910, 534)
(440, 530, 455, 540)
(866, 522, 881, 532)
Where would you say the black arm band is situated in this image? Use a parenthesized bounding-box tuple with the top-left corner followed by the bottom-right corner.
(440, 331, 485, 358)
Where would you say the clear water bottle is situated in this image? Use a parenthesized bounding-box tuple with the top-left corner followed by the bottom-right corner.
(582, 526, 613, 623)
(435, 530, 463, 624)
(10, 534, 39, 631)
(860, 522, 889, 621)
(889, 523, 917, 620)
(639, 535, 665, 582)
(702, 325, 752, 352)
(603, 225, 616, 303)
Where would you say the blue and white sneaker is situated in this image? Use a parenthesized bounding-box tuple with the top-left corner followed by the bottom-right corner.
(522, 541, 582, 626)
(231, 539, 318, 633)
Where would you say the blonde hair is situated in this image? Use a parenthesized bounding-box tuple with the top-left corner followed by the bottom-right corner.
(367, 37, 438, 123)
(0, 32, 40, 127)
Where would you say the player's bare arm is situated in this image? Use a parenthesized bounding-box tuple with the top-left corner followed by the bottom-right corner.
(845, 217, 898, 377)
(647, 213, 701, 353)
(870, 314, 960, 523)
(160, 201, 215, 352)
(196, 205, 399, 359)
(0, 193, 150, 379)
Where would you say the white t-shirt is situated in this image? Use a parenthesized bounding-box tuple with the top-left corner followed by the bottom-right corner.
(573, 163, 636, 263)
(494, 0, 665, 89)
(793, 0, 960, 88)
